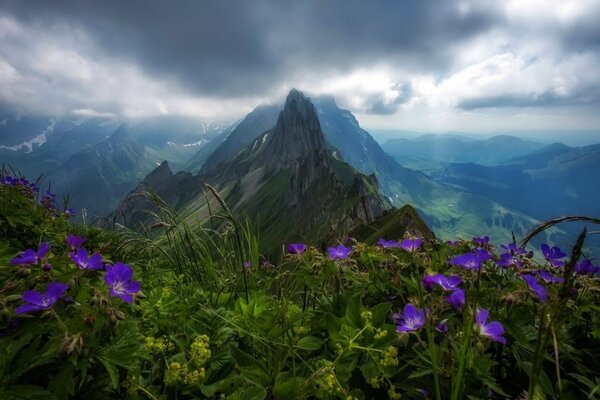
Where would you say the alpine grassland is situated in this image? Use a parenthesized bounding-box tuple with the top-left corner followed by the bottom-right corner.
(1, 172, 599, 399)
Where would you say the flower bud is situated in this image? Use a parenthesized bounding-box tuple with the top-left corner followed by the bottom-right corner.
(42, 263, 52, 272)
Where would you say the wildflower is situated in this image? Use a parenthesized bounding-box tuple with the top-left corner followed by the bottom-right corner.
(42, 263, 53, 272)
(496, 243, 527, 268)
(66, 234, 86, 249)
(287, 243, 307, 255)
(436, 319, 448, 333)
(394, 304, 426, 333)
(575, 259, 600, 275)
(243, 261, 252, 268)
(475, 308, 506, 344)
(422, 273, 462, 291)
(15, 282, 69, 314)
(473, 236, 490, 248)
(399, 237, 424, 252)
(521, 274, 548, 302)
(64, 208, 76, 217)
(10, 242, 50, 265)
(41, 191, 57, 210)
(449, 249, 491, 271)
(70, 248, 103, 271)
(538, 269, 564, 284)
(541, 244, 567, 268)
(104, 262, 141, 304)
(327, 245, 351, 260)
(378, 238, 399, 249)
(445, 288, 465, 311)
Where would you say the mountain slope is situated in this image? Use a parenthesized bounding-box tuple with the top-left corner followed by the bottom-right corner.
(47, 125, 158, 217)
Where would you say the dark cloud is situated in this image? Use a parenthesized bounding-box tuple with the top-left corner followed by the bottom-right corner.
(0, 0, 499, 98)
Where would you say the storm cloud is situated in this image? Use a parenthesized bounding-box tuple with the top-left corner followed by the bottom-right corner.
(1, 0, 599, 131)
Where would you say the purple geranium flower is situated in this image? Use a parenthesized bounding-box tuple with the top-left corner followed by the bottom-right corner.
(475, 308, 506, 344)
(15, 282, 69, 314)
(378, 238, 400, 249)
(104, 262, 141, 304)
(521, 274, 548, 302)
(445, 288, 465, 311)
(287, 243, 307, 255)
(496, 243, 527, 268)
(473, 236, 490, 248)
(436, 319, 448, 333)
(10, 242, 50, 265)
(69, 248, 103, 271)
(394, 304, 426, 333)
(538, 269, 564, 284)
(399, 237, 424, 252)
(422, 274, 462, 291)
(541, 244, 567, 268)
(64, 208, 76, 217)
(243, 261, 252, 268)
(327, 245, 351, 260)
(449, 249, 491, 271)
(575, 259, 600, 275)
(66, 234, 86, 249)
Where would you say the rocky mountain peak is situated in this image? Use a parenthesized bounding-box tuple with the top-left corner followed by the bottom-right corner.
(264, 89, 329, 169)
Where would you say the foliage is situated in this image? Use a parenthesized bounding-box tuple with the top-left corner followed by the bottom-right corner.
(1, 173, 600, 399)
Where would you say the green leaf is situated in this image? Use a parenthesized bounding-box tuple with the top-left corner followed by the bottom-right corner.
(296, 336, 323, 351)
(240, 385, 267, 400)
(345, 295, 363, 329)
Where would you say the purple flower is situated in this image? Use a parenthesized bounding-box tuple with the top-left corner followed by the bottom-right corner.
(243, 261, 252, 268)
(15, 282, 69, 314)
(287, 243, 307, 255)
(445, 288, 465, 311)
(399, 237, 424, 252)
(541, 244, 567, 268)
(537, 269, 564, 284)
(377, 238, 400, 249)
(66, 234, 86, 249)
(104, 262, 141, 304)
(473, 236, 490, 248)
(449, 249, 491, 271)
(475, 308, 506, 344)
(41, 191, 57, 210)
(521, 274, 548, 302)
(502, 243, 526, 256)
(394, 304, 426, 333)
(436, 319, 448, 333)
(42, 263, 52, 272)
(446, 240, 460, 247)
(10, 242, 50, 265)
(575, 259, 600, 275)
(422, 274, 462, 291)
(69, 248, 103, 271)
(64, 208, 76, 217)
(327, 245, 351, 260)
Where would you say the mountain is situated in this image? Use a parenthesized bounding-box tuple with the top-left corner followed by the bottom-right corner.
(47, 125, 158, 217)
(382, 135, 546, 169)
(351, 205, 436, 244)
(190, 104, 281, 175)
(432, 143, 600, 220)
(113, 90, 389, 254)
(170, 91, 549, 245)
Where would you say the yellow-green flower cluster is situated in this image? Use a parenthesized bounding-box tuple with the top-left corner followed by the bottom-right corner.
(190, 334, 211, 368)
(145, 336, 174, 354)
(381, 346, 399, 367)
(373, 327, 388, 340)
(164, 361, 206, 387)
(314, 360, 338, 398)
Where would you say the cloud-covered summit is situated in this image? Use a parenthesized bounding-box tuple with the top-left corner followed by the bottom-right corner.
(1, 0, 599, 132)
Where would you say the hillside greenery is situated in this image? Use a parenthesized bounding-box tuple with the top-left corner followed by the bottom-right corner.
(1, 173, 599, 400)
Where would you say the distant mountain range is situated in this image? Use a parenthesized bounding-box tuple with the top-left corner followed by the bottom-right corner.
(382, 135, 547, 170)
(2, 91, 598, 255)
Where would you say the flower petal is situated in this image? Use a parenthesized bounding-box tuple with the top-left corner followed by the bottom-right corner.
(21, 290, 44, 305)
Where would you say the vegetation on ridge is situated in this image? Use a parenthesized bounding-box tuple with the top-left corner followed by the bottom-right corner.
(1, 172, 600, 399)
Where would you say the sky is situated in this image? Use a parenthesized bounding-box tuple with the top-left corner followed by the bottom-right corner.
(1, 0, 600, 134)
